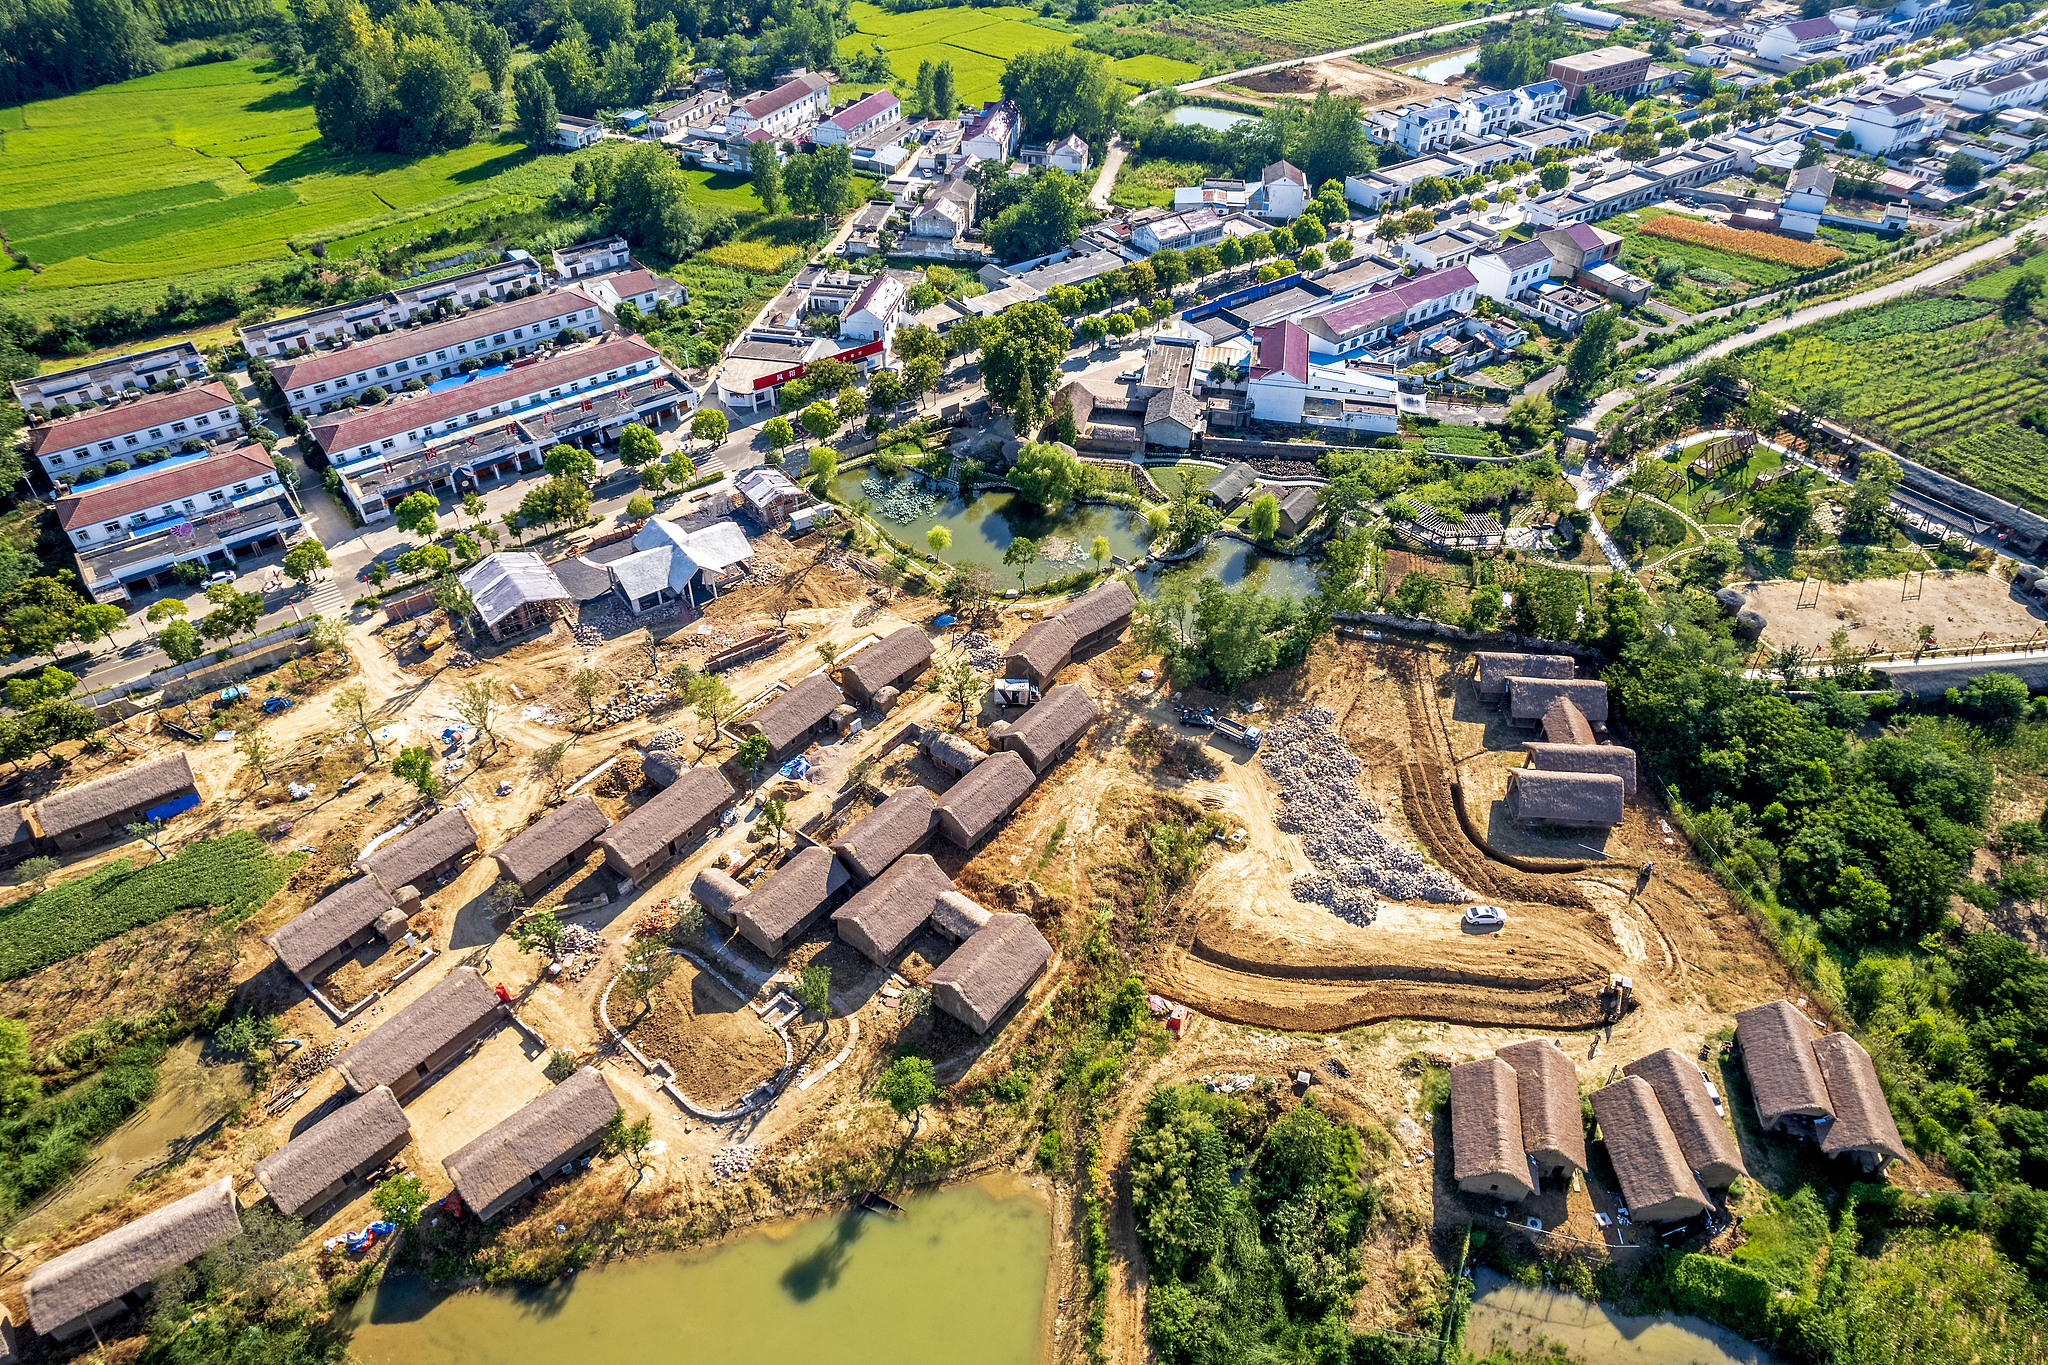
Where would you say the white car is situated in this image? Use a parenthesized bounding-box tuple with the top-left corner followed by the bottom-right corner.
(1463, 904, 1506, 928)
(1632, 368, 1658, 383)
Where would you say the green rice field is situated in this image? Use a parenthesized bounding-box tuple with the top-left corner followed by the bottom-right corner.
(1206, 0, 1470, 50)
(1114, 54, 1203, 86)
(840, 2, 1079, 106)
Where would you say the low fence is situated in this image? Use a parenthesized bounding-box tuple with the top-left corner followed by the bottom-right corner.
(1332, 610, 1606, 661)
(81, 619, 317, 709)
(1201, 436, 1333, 461)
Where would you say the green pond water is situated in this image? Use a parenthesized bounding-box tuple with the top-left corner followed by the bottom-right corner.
(1466, 1268, 1784, 1365)
(346, 1177, 1049, 1365)
(834, 469, 1318, 600)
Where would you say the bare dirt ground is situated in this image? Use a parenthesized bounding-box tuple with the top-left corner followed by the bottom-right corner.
(1745, 569, 2047, 653)
(1218, 58, 1452, 112)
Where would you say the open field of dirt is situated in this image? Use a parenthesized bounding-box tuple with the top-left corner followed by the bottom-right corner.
(1217, 57, 1452, 111)
(1744, 569, 2046, 653)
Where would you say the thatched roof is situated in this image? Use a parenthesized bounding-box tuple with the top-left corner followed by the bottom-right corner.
(1005, 616, 1077, 679)
(491, 797, 608, 887)
(1812, 1033, 1907, 1164)
(924, 728, 987, 776)
(1507, 676, 1608, 723)
(1589, 1076, 1708, 1223)
(1476, 652, 1575, 696)
(930, 912, 1051, 1033)
(734, 845, 850, 953)
(742, 674, 844, 751)
(25, 1178, 241, 1335)
(935, 750, 1036, 848)
(840, 626, 932, 698)
(1539, 696, 1595, 746)
(444, 1068, 620, 1220)
(1205, 461, 1259, 506)
(334, 967, 499, 1094)
(1735, 999, 1829, 1128)
(931, 889, 992, 941)
(1622, 1048, 1746, 1187)
(1496, 1039, 1588, 1174)
(358, 807, 478, 890)
(830, 787, 936, 882)
(35, 751, 196, 837)
(598, 765, 733, 871)
(1507, 769, 1623, 826)
(691, 867, 748, 921)
(253, 1087, 410, 1216)
(993, 684, 1099, 772)
(1055, 580, 1135, 640)
(1523, 742, 1637, 794)
(1450, 1058, 1533, 1198)
(832, 853, 953, 962)
(265, 877, 399, 978)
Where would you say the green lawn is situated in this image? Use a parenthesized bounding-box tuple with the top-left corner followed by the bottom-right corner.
(1115, 54, 1202, 86)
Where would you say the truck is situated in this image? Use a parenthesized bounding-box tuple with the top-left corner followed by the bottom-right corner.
(1209, 715, 1262, 749)
(992, 678, 1040, 708)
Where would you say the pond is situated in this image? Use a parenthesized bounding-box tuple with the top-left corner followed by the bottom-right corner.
(1398, 47, 1478, 83)
(345, 1176, 1049, 1365)
(1136, 535, 1320, 602)
(1166, 105, 1256, 131)
(1465, 1267, 1784, 1365)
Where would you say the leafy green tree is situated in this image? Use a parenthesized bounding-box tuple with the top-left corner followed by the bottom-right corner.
(797, 961, 831, 1017)
(393, 491, 439, 537)
(617, 423, 661, 469)
(472, 21, 513, 91)
(986, 167, 1097, 263)
(747, 135, 784, 213)
(1004, 535, 1037, 590)
(981, 302, 1071, 428)
(544, 443, 596, 481)
(1009, 441, 1086, 508)
(927, 526, 952, 555)
(734, 732, 771, 789)
(754, 797, 790, 848)
(800, 401, 838, 445)
(618, 937, 675, 1019)
(515, 908, 566, 957)
(763, 416, 795, 456)
(392, 745, 443, 806)
(1000, 46, 1123, 142)
(1245, 493, 1281, 540)
(372, 1172, 431, 1231)
(687, 672, 737, 746)
(1564, 308, 1620, 395)
(283, 540, 330, 584)
(876, 1054, 937, 1127)
(601, 1108, 654, 1168)
(514, 64, 560, 147)
(691, 408, 729, 450)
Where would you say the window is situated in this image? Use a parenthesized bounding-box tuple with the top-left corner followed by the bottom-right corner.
(182, 499, 196, 512)
(148, 428, 163, 440)
(376, 367, 390, 378)
(294, 390, 306, 400)
(210, 490, 226, 503)
(196, 415, 211, 427)
(550, 388, 563, 400)
(97, 441, 115, 454)
(50, 453, 65, 466)
(380, 439, 395, 451)
(435, 350, 448, 362)
(396, 360, 409, 372)
(104, 522, 122, 535)
(125, 434, 140, 446)
(162, 505, 177, 517)
(354, 374, 368, 385)
(493, 334, 506, 345)
(231, 484, 249, 497)
(315, 385, 328, 395)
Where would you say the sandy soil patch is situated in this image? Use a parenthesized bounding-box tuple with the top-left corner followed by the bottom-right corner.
(1221, 57, 1450, 111)
(620, 956, 787, 1110)
(1743, 569, 2046, 653)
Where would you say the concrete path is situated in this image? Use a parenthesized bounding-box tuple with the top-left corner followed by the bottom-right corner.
(1089, 136, 1127, 210)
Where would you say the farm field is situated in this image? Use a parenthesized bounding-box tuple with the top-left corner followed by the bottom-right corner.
(840, 2, 1079, 105)
(1206, 0, 1471, 50)
(1114, 53, 1204, 86)
(1737, 295, 2048, 509)
(1612, 208, 1891, 311)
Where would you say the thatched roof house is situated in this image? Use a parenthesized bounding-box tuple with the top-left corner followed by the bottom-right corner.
(1205, 461, 1259, 509)
(1273, 485, 1319, 538)
(1590, 1076, 1709, 1223)
(1811, 1032, 1908, 1170)
(1505, 769, 1623, 828)
(1004, 616, 1078, 689)
(930, 888, 993, 941)
(598, 765, 733, 883)
(935, 749, 1035, 849)
(0, 800, 36, 869)
(253, 1087, 411, 1217)
(690, 867, 749, 924)
(1523, 742, 1637, 795)
(737, 673, 844, 763)
(1496, 1039, 1588, 1180)
(839, 626, 933, 705)
(1056, 580, 1135, 652)
(1622, 1048, 1746, 1188)
(1734, 999, 1830, 1132)
(734, 845, 852, 956)
(1450, 1058, 1534, 1201)
(264, 876, 415, 984)
(832, 853, 953, 964)
(1507, 676, 1608, 725)
(333, 967, 501, 1099)
(1539, 696, 1595, 746)
(923, 727, 987, 776)
(930, 912, 1051, 1033)
(1476, 652, 1575, 697)
(33, 751, 199, 849)
(358, 807, 478, 892)
(989, 684, 1099, 775)
(444, 1068, 620, 1221)
(25, 1178, 241, 1340)
(491, 796, 609, 897)
(829, 787, 936, 883)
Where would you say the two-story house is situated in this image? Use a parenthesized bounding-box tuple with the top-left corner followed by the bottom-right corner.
(1754, 15, 1848, 67)
(650, 91, 728, 136)
(239, 257, 544, 359)
(1295, 267, 1479, 359)
(1388, 100, 1464, 157)
(1245, 320, 1399, 432)
(29, 382, 240, 483)
(813, 89, 901, 145)
(725, 72, 832, 139)
(1841, 93, 1944, 153)
(1401, 224, 1499, 271)
(839, 273, 909, 351)
(58, 443, 301, 601)
(586, 270, 686, 316)
(1512, 79, 1569, 124)
(552, 236, 631, 280)
(961, 99, 1021, 161)
(11, 342, 210, 416)
(1460, 90, 1517, 142)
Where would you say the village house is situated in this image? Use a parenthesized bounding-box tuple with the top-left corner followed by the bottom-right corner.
(1505, 769, 1625, 828)
(556, 114, 604, 149)
(832, 853, 955, 963)
(1506, 676, 1609, 726)
(734, 844, 853, 956)
(597, 765, 734, 884)
(960, 99, 1021, 160)
(1590, 1076, 1711, 1223)
(11, 341, 210, 415)
(444, 1068, 621, 1221)
(586, 268, 685, 316)
(606, 519, 755, 612)
(332, 967, 503, 1100)
(923, 728, 990, 777)
(252, 1087, 412, 1217)
(1734, 999, 1833, 1134)
(830, 786, 938, 883)
(1271, 485, 1319, 539)
(649, 91, 729, 135)
(1496, 1039, 1589, 1185)
(929, 911, 1053, 1033)
(838, 625, 933, 706)
(240, 256, 547, 359)
(738, 674, 846, 764)
(1545, 45, 1653, 102)
(1244, 321, 1400, 433)
(1019, 133, 1090, 173)
(912, 178, 977, 241)
(1450, 1057, 1535, 1201)
(1000, 580, 1135, 687)
(264, 876, 419, 985)
(490, 796, 611, 899)
(357, 806, 479, 892)
(1523, 740, 1638, 793)
(31, 751, 199, 851)
(935, 749, 1036, 850)
(459, 553, 576, 641)
(29, 380, 241, 482)
(1622, 1049, 1748, 1189)
(813, 89, 902, 145)
(552, 236, 631, 279)
(726, 72, 832, 139)
(989, 684, 1100, 775)
(734, 465, 806, 523)
(24, 1178, 242, 1340)
(1810, 1033, 1909, 1171)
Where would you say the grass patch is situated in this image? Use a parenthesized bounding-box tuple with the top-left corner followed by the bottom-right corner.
(1207, 0, 1470, 48)
(1114, 54, 1202, 85)
(1110, 156, 1217, 209)
(698, 240, 800, 274)
(0, 831, 302, 982)
(840, 1, 1076, 105)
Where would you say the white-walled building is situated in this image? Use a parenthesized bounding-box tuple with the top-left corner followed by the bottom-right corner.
(961, 99, 1021, 161)
(714, 332, 832, 413)
(813, 89, 901, 145)
(58, 443, 301, 601)
(1295, 267, 1479, 358)
(239, 257, 545, 359)
(1958, 66, 2048, 114)
(1754, 16, 1848, 66)
(1842, 93, 1945, 153)
(11, 342, 209, 415)
(1401, 224, 1499, 271)
(840, 273, 909, 350)
(556, 115, 604, 149)
(1781, 164, 1835, 238)
(1245, 321, 1399, 433)
(553, 236, 631, 279)
(650, 91, 728, 136)
(29, 382, 240, 482)
(726, 72, 832, 138)
(1468, 240, 1557, 305)
(587, 270, 686, 315)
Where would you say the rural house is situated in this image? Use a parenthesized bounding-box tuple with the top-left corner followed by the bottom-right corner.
(1504, 769, 1624, 828)
(333, 967, 502, 1100)
(829, 786, 937, 883)
(929, 912, 1052, 1033)
(734, 466, 806, 523)
(935, 750, 1036, 850)
(1589, 1076, 1710, 1224)
(1476, 651, 1575, 698)
(264, 876, 419, 984)
(24, 1178, 242, 1341)
(587, 268, 684, 316)
(989, 684, 1100, 775)
(460, 553, 575, 640)
(491, 796, 610, 898)
(832, 853, 955, 964)
(1539, 696, 1596, 747)
(597, 764, 734, 884)
(1204, 462, 1261, 509)
(733, 845, 852, 956)
(11, 340, 209, 415)
(32, 751, 199, 851)
(608, 519, 755, 612)
(1506, 676, 1609, 725)
(1622, 1049, 1747, 1188)
(252, 1087, 412, 1217)
(357, 806, 479, 892)
(1496, 1039, 1589, 1184)
(1001, 581, 1134, 685)
(1734, 999, 1832, 1134)
(444, 1068, 621, 1221)
(725, 72, 832, 139)
(737, 674, 845, 764)
(1450, 1057, 1535, 1201)
(1810, 1032, 1909, 1171)
(30, 380, 242, 482)
(1522, 741, 1637, 794)
(1003, 616, 1078, 690)
(690, 866, 749, 924)
(1271, 485, 1319, 538)
(239, 257, 545, 358)
(552, 235, 631, 278)
(838, 626, 933, 706)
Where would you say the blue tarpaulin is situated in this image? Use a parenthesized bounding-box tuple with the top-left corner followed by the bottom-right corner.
(143, 791, 200, 823)
(779, 754, 813, 780)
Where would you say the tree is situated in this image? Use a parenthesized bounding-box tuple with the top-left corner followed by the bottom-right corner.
(569, 665, 606, 723)
(1009, 440, 1086, 508)
(143, 597, 187, 645)
(544, 443, 596, 481)
(332, 682, 381, 758)
(514, 908, 566, 957)
(472, 22, 513, 92)
(12, 856, 59, 893)
(751, 137, 785, 214)
(691, 407, 728, 448)
(1410, 176, 1453, 207)
(71, 602, 125, 653)
(754, 797, 789, 848)
(601, 1109, 655, 1169)
(392, 745, 443, 805)
(797, 961, 831, 1018)
(283, 540, 330, 584)
(800, 401, 839, 445)
(1539, 162, 1571, 191)
(618, 937, 675, 1019)
(1565, 308, 1620, 395)
(393, 491, 439, 537)
(939, 658, 982, 726)
(237, 731, 274, 786)
(687, 673, 738, 747)
(1001, 47, 1123, 141)
(617, 423, 662, 469)
(1091, 535, 1110, 572)
(1245, 493, 1281, 540)
(1751, 477, 1815, 542)
(373, 1173, 431, 1232)
(1005, 535, 1037, 590)
(735, 733, 771, 789)
(985, 167, 1098, 263)
(454, 677, 502, 757)
(514, 63, 559, 148)
(876, 1054, 937, 1128)
(867, 370, 904, 413)
(981, 302, 1071, 428)
(932, 59, 956, 120)
(928, 526, 953, 555)
(763, 416, 795, 457)
(1945, 152, 1982, 187)
(903, 354, 943, 409)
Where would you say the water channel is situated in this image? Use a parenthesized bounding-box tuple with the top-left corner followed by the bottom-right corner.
(1165, 105, 1257, 131)
(346, 1176, 1050, 1365)
(1397, 47, 1479, 83)
(1465, 1268, 1784, 1365)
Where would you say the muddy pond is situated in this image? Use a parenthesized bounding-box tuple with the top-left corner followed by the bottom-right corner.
(1467, 1267, 1784, 1365)
(346, 1175, 1049, 1365)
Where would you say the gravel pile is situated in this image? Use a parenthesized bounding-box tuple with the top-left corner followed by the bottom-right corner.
(1260, 706, 1464, 925)
(644, 727, 684, 751)
(573, 624, 604, 646)
(555, 922, 606, 981)
(711, 1144, 760, 1181)
(957, 631, 1000, 671)
(448, 651, 478, 668)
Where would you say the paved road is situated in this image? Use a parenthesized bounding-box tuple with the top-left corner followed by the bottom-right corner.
(1089, 136, 1127, 210)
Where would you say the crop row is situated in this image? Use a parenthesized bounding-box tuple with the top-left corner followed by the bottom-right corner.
(1823, 296, 1995, 342)
(1209, 0, 1468, 48)
(1639, 214, 1845, 267)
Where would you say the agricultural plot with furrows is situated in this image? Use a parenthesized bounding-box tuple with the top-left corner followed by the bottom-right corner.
(838, 2, 1080, 105)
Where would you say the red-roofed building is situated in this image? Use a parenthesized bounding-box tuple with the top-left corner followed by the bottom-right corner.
(1297, 267, 1478, 356)
(1247, 320, 1399, 433)
(813, 89, 901, 145)
(1250, 321, 1309, 384)
(587, 269, 685, 315)
(28, 382, 240, 483)
(725, 72, 832, 139)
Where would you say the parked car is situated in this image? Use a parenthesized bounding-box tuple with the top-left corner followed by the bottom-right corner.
(1463, 904, 1507, 928)
(1632, 368, 1658, 383)
(206, 569, 236, 585)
